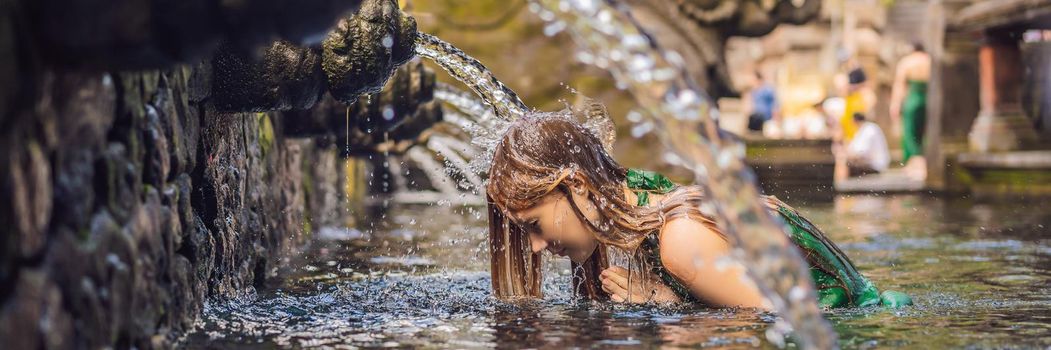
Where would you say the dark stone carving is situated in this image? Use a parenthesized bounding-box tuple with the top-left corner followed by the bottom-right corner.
(323, 0, 418, 102)
(211, 41, 326, 112)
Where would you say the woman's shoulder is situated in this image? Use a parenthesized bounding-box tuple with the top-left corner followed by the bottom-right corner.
(659, 217, 722, 245)
(656, 216, 731, 276)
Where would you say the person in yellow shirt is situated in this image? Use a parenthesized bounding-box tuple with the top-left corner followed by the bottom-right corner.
(840, 67, 869, 142)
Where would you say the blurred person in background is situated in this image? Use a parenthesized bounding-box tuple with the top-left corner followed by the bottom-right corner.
(889, 42, 930, 180)
(839, 112, 890, 179)
(746, 71, 779, 133)
(839, 65, 873, 143)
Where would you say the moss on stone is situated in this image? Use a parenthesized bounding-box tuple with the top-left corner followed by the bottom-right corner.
(256, 113, 275, 156)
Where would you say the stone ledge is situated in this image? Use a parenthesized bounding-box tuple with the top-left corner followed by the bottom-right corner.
(953, 0, 1051, 32)
(958, 0, 1051, 31)
(956, 150, 1051, 197)
(835, 170, 926, 193)
(957, 150, 1051, 169)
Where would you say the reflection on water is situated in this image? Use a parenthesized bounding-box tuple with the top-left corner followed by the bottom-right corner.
(181, 195, 1051, 349)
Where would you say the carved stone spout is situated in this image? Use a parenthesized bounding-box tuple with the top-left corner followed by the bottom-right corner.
(322, 0, 418, 102)
(211, 41, 327, 112)
(209, 0, 417, 112)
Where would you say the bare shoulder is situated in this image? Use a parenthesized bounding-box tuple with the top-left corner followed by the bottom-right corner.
(660, 216, 727, 242)
(660, 218, 710, 243)
(658, 217, 729, 276)
(904, 52, 931, 68)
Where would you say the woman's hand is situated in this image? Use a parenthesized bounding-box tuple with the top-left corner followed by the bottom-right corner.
(600, 266, 681, 304)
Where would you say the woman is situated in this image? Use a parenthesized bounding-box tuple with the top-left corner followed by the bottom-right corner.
(486, 106, 910, 309)
(890, 42, 930, 179)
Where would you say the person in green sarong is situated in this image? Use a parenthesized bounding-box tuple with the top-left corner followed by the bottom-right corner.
(890, 42, 931, 179)
(486, 107, 911, 309)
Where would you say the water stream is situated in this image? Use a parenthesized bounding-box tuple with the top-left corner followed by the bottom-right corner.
(415, 34, 529, 120)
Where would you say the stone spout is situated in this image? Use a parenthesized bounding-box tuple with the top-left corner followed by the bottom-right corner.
(322, 0, 418, 103)
(211, 41, 328, 112)
(210, 0, 418, 112)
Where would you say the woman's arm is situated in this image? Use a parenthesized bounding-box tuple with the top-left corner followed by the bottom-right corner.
(659, 218, 768, 309)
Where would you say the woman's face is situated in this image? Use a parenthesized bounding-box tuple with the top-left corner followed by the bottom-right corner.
(508, 190, 600, 263)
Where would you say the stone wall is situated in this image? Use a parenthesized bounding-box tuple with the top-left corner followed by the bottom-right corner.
(0, 66, 347, 348)
(0, 0, 437, 347)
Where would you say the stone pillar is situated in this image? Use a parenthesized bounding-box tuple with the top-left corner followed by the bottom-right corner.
(925, 0, 948, 191)
(968, 29, 1039, 152)
(925, 0, 982, 192)
(1021, 39, 1051, 139)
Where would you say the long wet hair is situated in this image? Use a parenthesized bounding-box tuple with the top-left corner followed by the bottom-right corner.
(486, 108, 721, 300)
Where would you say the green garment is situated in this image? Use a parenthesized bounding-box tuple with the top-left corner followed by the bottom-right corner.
(902, 80, 927, 162)
(626, 169, 912, 308)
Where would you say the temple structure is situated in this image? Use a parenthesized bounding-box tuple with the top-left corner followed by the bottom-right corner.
(927, 0, 1051, 196)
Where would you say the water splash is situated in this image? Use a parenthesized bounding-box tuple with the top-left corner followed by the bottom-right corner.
(435, 82, 618, 171)
(358, 83, 509, 206)
(435, 82, 503, 128)
(372, 138, 486, 206)
(427, 135, 486, 192)
(529, 1, 835, 348)
(434, 84, 511, 173)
